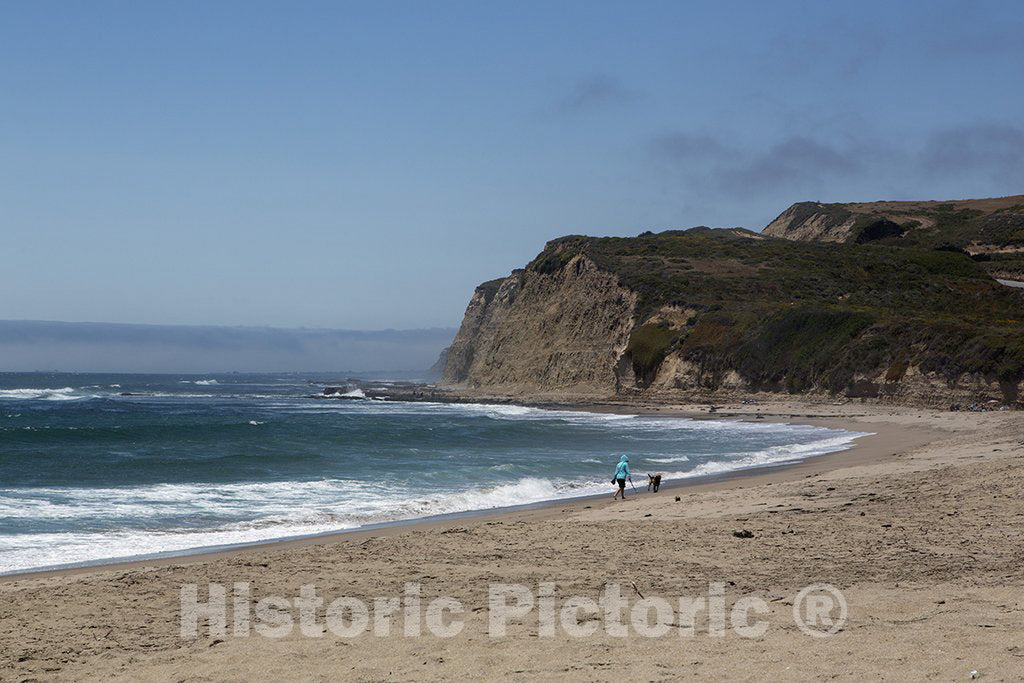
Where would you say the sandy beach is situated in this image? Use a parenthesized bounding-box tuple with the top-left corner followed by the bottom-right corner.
(2, 401, 1022, 681)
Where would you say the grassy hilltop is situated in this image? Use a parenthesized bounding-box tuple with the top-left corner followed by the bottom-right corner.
(763, 195, 1024, 279)
(527, 228, 1024, 398)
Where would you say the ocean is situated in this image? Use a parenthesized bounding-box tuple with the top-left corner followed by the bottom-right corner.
(0, 372, 868, 575)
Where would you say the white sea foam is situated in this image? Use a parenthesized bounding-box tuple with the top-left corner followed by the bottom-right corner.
(0, 477, 608, 573)
(656, 433, 870, 480)
(0, 387, 86, 401)
(452, 402, 634, 421)
(120, 392, 222, 399)
(648, 455, 690, 463)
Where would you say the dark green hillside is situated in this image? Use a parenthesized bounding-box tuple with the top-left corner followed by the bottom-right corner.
(764, 195, 1024, 279)
(528, 229, 1024, 396)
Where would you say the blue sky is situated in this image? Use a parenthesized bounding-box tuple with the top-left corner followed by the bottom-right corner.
(3, 0, 1022, 329)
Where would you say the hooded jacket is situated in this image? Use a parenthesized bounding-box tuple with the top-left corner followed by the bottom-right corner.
(614, 455, 630, 480)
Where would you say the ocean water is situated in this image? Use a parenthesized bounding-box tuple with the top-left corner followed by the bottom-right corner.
(0, 372, 868, 575)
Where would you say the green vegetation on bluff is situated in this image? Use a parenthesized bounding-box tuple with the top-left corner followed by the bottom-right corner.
(768, 195, 1024, 279)
(779, 196, 1024, 248)
(625, 322, 676, 385)
(527, 229, 1024, 395)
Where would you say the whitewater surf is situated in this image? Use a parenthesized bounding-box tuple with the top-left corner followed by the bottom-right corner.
(0, 372, 869, 574)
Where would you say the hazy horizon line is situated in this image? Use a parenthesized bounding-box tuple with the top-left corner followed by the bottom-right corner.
(0, 318, 457, 334)
(0, 320, 455, 374)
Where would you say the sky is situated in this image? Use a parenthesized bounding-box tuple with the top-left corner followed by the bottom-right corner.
(2, 0, 1023, 331)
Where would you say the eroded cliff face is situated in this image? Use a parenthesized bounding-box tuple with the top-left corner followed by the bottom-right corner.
(763, 203, 857, 242)
(444, 272, 1021, 406)
(636, 350, 1019, 407)
(442, 256, 637, 395)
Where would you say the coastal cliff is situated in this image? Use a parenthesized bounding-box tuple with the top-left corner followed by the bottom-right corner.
(443, 257, 637, 395)
(442, 226, 1024, 407)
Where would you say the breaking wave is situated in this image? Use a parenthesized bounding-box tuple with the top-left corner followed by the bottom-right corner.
(0, 378, 870, 575)
(0, 387, 87, 401)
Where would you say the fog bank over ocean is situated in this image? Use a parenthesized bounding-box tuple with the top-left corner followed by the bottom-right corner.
(0, 320, 454, 374)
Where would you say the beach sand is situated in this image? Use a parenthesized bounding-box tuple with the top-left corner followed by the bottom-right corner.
(2, 402, 1022, 681)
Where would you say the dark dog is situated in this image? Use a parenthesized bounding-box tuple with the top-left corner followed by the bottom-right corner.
(647, 473, 662, 492)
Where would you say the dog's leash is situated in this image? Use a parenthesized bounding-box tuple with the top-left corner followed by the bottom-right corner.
(629, 478, 637, 493)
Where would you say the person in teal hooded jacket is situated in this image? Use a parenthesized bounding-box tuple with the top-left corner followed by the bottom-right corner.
(612, 455, 631, 500)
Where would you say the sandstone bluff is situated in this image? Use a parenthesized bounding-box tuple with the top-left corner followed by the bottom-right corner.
(441, 196, 1024, 408)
